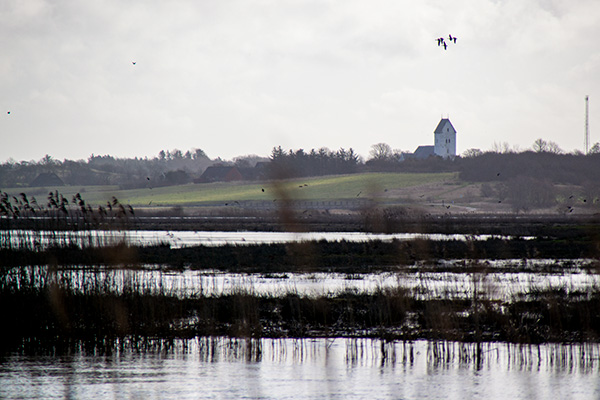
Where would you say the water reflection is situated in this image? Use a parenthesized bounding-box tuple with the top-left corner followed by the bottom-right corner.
(2, 338, 599, 400)
(7, 260, 598, 300)
(1, 229, 530, 249)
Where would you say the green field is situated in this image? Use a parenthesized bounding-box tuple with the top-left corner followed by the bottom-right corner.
(3, 172, 457, 207)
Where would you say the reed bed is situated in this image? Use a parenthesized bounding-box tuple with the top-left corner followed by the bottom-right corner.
(0, 191, 134, 250)
(2, 264, 600, 356)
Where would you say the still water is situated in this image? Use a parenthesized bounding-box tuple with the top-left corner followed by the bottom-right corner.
(1, 229, 528, 249)
(1, 338, 599, 400)
(10, 259, 598, 300)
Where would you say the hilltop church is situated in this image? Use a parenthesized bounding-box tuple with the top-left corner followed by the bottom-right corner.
(402, 118, 456, 160)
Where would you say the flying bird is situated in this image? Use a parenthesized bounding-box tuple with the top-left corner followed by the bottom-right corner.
(132, 61, 136, 65)
(436, 35, 457, 50)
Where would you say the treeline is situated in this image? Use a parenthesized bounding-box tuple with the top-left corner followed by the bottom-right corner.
(268, 146, 362, 178)
(0, 149, 214, 189)
(2, 144, 600, 197)
(458, 151, 600, 185)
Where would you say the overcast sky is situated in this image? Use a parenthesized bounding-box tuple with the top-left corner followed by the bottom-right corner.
(1, 0, 599, 163)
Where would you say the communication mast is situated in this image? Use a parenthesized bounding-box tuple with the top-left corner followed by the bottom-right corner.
(585, 95, 589, 154)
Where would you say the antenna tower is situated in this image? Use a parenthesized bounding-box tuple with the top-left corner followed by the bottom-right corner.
(585, 95, 589, 154)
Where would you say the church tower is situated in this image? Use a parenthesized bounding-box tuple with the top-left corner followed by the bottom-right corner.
(433, 118, 456, 159)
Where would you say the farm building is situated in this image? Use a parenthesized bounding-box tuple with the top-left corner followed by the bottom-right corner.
(30, 172, 65, 187)
(195, 166, 243, 183)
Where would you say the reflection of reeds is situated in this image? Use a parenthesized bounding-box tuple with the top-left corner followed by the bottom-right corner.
(2, 265, 600, 357)
(5, 335, 600, 373)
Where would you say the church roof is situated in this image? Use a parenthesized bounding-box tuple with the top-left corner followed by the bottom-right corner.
(434, 118, 456, 134)
(412, 145, 435, 159)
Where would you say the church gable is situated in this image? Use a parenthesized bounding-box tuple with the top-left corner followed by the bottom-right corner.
(434, 119, 456, 135)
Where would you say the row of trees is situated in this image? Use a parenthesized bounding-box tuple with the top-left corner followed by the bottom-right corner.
(268, 146, 362, 178)
(0, 148, 213, 188)
(464, 138, 600, 157)
(2, 137, 600, 189)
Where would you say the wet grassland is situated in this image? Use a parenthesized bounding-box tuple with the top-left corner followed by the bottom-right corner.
(2, 191, 600, 357)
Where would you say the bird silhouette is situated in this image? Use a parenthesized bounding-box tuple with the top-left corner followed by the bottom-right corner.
(437, 35, 457, 50)
(132, 61, 136, 65)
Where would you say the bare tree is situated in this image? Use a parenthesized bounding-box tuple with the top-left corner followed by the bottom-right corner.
(589, 142, 600, 154)
(369, 143, 393, 161)
(532, 138, 562, 154)
(462, 148, 483, 158)
(532, 138, 548, 153)
(490, 141, 513, 154)
(546, 141, 563, 154)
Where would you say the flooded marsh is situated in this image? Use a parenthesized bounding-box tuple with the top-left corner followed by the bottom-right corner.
(2, 197, 600, 398)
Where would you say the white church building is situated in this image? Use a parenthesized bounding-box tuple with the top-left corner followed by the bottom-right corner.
(402, 118, 457, 160)
(433, 118, 456, 159)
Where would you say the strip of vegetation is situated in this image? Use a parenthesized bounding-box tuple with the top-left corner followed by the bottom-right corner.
(2, 277, 600, 355)
(2, 237, 599, 272)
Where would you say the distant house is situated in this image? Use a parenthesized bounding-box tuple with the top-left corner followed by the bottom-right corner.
(195, 165, 243, 183)
(30, 172, 64, 187)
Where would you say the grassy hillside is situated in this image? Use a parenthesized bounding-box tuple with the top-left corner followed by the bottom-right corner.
(2, 172, 457, 207)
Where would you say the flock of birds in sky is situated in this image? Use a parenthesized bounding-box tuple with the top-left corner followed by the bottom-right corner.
(436, 34, 458, 50)
(3, 33, 457, 117)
